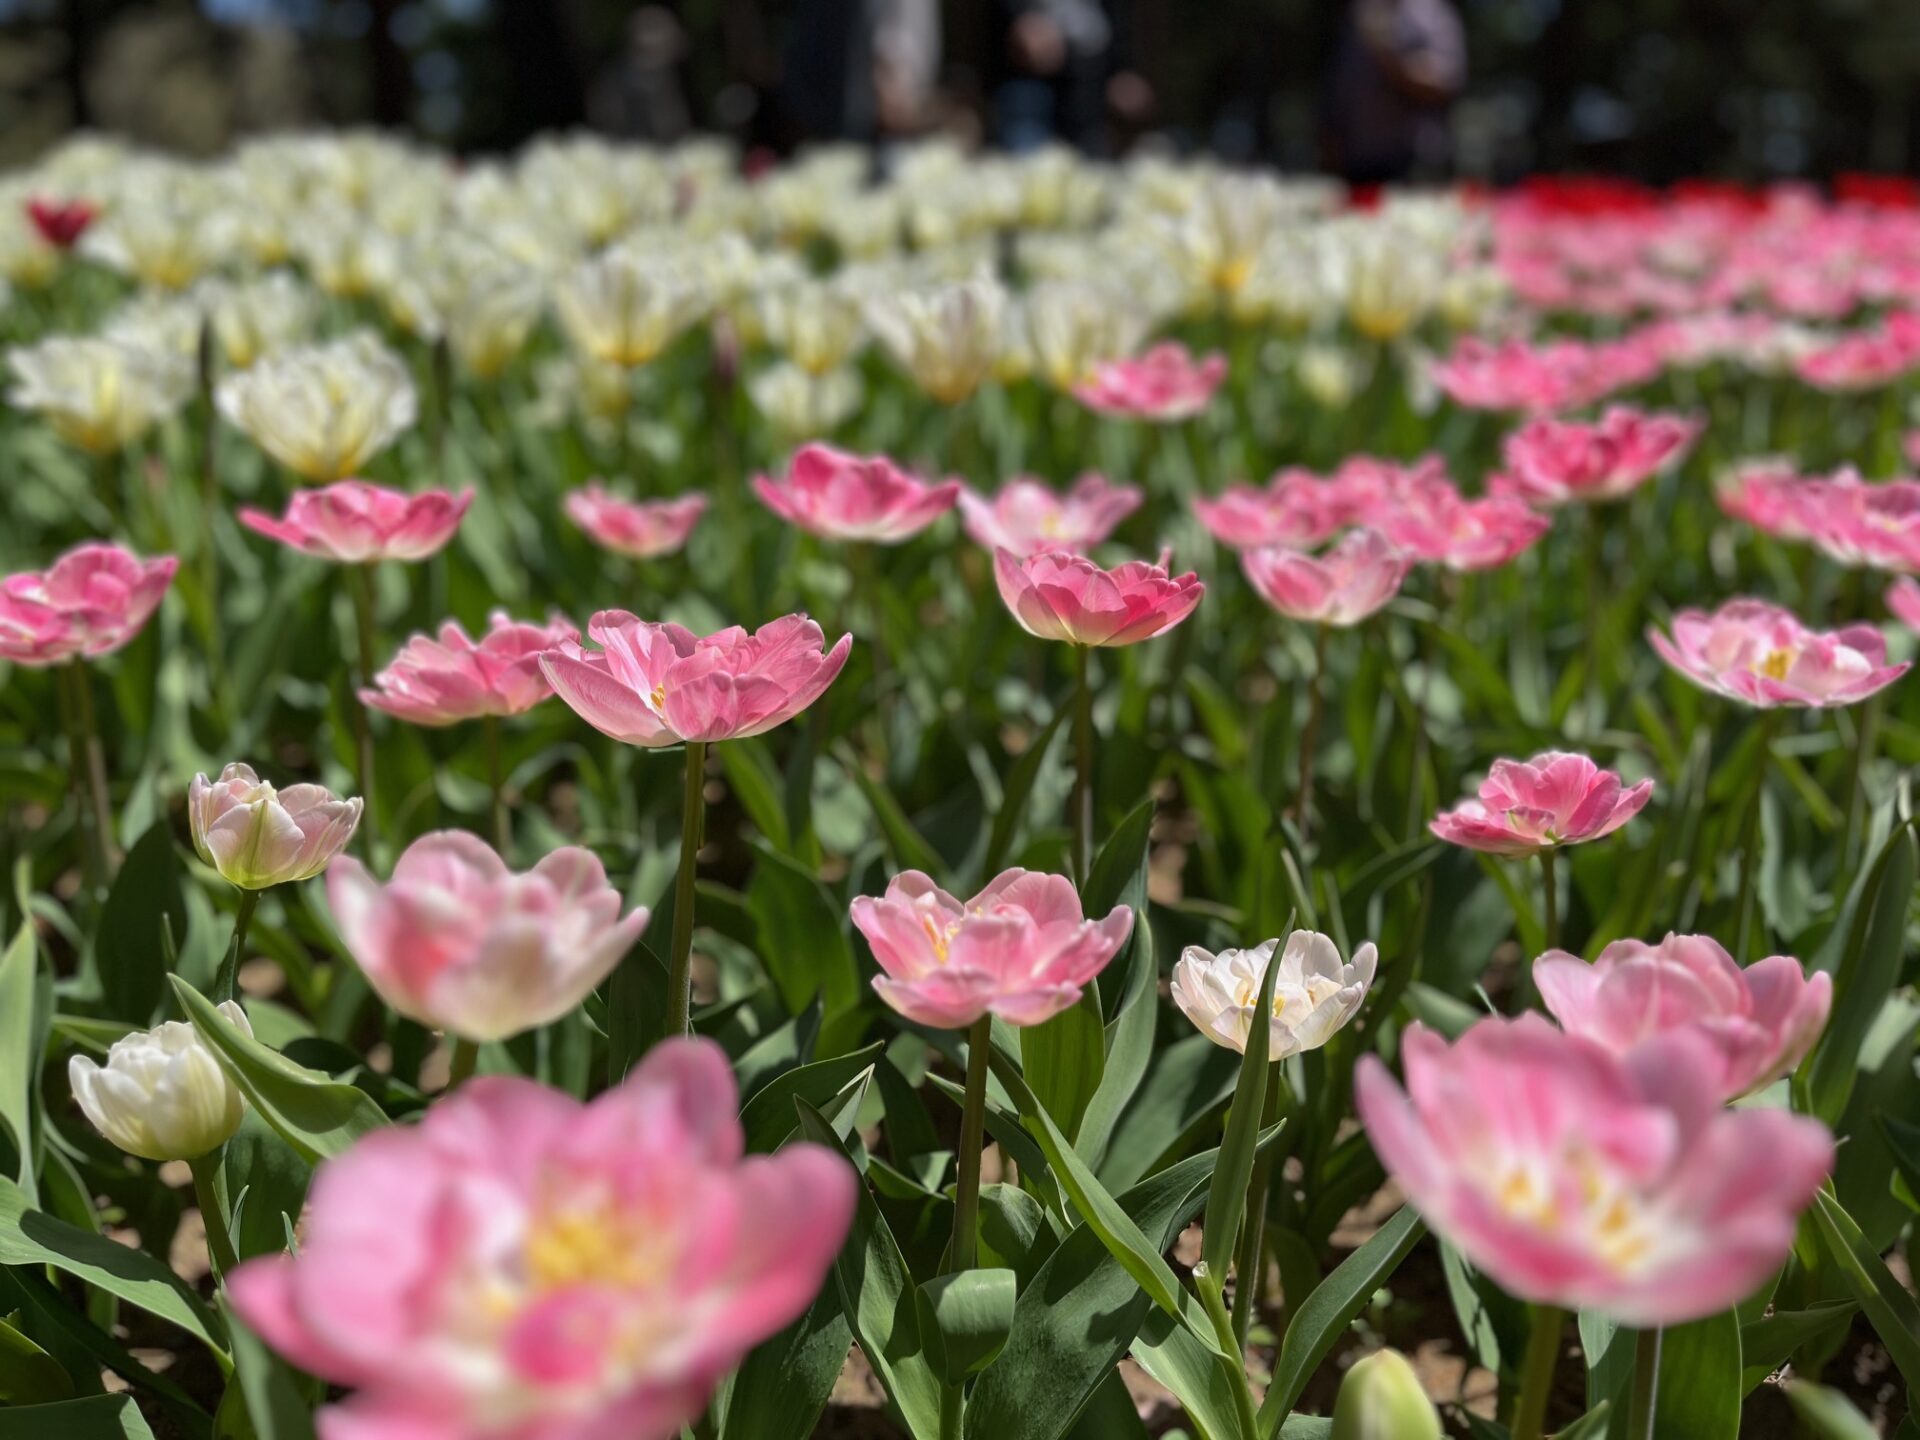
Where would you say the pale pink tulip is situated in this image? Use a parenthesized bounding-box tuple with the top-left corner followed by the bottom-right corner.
(228, 1040, 856, 1440)
(1430, 751, 1652, 857)
(188, 763, 362, 890)
(327, 831, 650, 1041)
(239, 479, 473, 563)
(1192, 471, 1345, 552)
(539, 611, 851, 747)
(1716, 461, 1829, 542)
(362, 611, 580, 727)
(993, 547, 1203, 647)
(1494, 407, 1703, 507)
(1369, 486, 1550, 572)
(753, 443, 959, 543)
(1355, 1014, 1832, 1326)
(1429, 336, 1661, 414)
(565, 486, 708, 560)
(1535, 934, 1831, 1101)
(957, 474, 1142, 557)
(1887, 576, 1920, 631)
(1805, 478, 1920, 573)
(1649, 598, 1910, 708)
(1241, 528, 1410, 627)
(0, 542, 176, 666)
(851, 869, 1133, 1028)
(1905, 430, 1920, 470)
(1072, 342, 1228, 422)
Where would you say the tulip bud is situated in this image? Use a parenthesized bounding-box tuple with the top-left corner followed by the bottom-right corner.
(189, 763, 362, 890)
(69, 1006, 250, 1161)
(1331, 1348, 1441, 1440)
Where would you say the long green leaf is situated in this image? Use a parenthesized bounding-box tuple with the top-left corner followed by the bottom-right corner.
(738, 1043, 884, 1154)
(94, 821, 184, 1026)
(1130, 1307, 1243, 1440)
(1019, 984, 1106, 1144)
(1075, 909, 1159, 1173)
(983, 708, 1070, 877)
(1809, 1187, 1920, 1394)
(1804, 824, 1914, 1125)
(0, 1394, 156, 1439)
(717, 1285, 851, 1440)
(0, 922, 39, 1199)
(0, 1313, 73, 1405)
(226, 1313, 319, 1440)
(1651, 1311, 1741, 1440)
(1200, 929, 1283, 1278)
(1785, 1381, 1880, 1440)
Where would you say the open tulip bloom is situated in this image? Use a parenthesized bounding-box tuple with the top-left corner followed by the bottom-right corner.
(752, 442, 960, 543)
(957, 473, 1143, 556)
(1493, 406, 1704, 508)
(1072, 341, 1228, 421)
(1649, 598, 1909, 709)
(1173, 930, 1376, 1058)
(239, 479, 473, 564)
(564, 484, 708, 560)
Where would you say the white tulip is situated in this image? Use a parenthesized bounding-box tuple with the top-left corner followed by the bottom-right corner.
(69, 1006, 250, 1161)
(1172, 931, 1377, 1059)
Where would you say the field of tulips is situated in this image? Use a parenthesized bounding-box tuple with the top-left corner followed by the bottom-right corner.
(4, 135, 1920, 1440)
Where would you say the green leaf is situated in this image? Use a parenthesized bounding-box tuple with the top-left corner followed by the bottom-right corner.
(1130, 1307, 1246, 1440)
(170, 976, 388, 1164)
(1804, 824, 1915, 1125)
(1200, 929, 1283, 1278)
(1096, 1031, 1238, 1190)
(1741, 1301, 1856, 1394)
(1651, 1311, 1741, 1440)
(1785, 1380, 1880, 1440)
(1809, 1187, 1920, 1394)
(738, 1042, 884, 1153)
(94, 820, 184, 1025)
(1556, 1403, 1613, 1440)
(227, 1313, 319, 1440)
(720, 739, 792, 853)
(1075, 907, 1159, 1174)
(222, 1111, 313, 1262)
(0, 1394, 156, 1440)
(0, 922, 40, 1199)
(983, 707, 1069, 877)
(976, 1183, 1053, 1287)
(839, 746, 944, 875)
(1082, 797, 1155, 920)
(717, 1285, 851, 1440)
(0, 1313, 74, 1404)
(747, 842, 862, 1029)
(0, 1268, 207, 1428)
(915, 1268, 1017, 1382)
(603, 936, 670, 1083)
(1019, 985, 1106, 1144)
(0, 1176, 223, 1357)
(1878, 1111, 1920, 1213)
(1256, 1204, 1425, 1432)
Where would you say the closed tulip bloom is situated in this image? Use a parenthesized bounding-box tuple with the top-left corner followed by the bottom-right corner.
(851, 869, 1133, 1028)
(540, 611, 851, 747)
(1242, 528, 1411, 626)
(958, 474, 1143, 557)
(239, 480, 473, 564)
(1355, 1015, 1833, 1326)
(6, 336, 193, 455)
(1331, 1349, 1442, 1440)
(565, 486, 708, 560)
(215, 332, 418, 483)
(753, 444, 960, 544)
(1494, 407, 1704, 507)
(362, 611, 578, 727)
(1172, 931, 1377, 1058)
(189, 763, 362, 890)
(1649, 598, 1910, 708)
(1074, 342, 1228, 421)
(69, 1006, 250, 1162)
(1431, 751, 1652, 857)
(1535, 934, 1831, 1101)
(228, 1041, 856, 1440)
(327, 831, 649, 1042)
(0, 543, 176, 666)
(994, 548, 1203, 647)
(1192, 473, 1346, 552)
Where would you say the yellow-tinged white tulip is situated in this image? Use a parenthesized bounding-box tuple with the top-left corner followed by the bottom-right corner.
(80, 165, 228, 291)
(866, 268, 1009, 406)
(1022, 278, 1152, 392)
(0, 194, 61, 289)
(1346, 225, 1442, 342)
(6, 336, 194, 455)
(1172, 930, 1376, 1058)
(554, 243, 708, 369)
(748, 362, 863, 438)
(69, 1007, 251, 1162)
(195, 272, 322, 370)
(1296, 342, 1369, 410)
(215, 332, 417, 483)
(759, 276, 869, 376)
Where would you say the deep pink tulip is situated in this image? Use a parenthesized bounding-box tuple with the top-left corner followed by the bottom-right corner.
(993, 547, 1203, 647)
(565, 486, 708, 560)
(1887, 576, 1920, 631)
(957, 474, 1142, 557)
(327, 831, 650, 1041)
(851, 869, 1133, 1028)
(1241, 528, 1410, 627)
(361, 611, 579, 727)
(1649, 598, 1910, 708)
(1355, 1014, 1832, 1326)
(1906, 429, 1920, 471)
(1494, 406, 1703, 507)
(228, 1039, 855, 1440)
(0, 542, 176, 666)
(1535, 934, 1831, 1101)
(1192, 471, 1346, 552)
(239, 479, 473, 564)
(1795, 323, 1920, 391)
(1370, 485, 1550, 572)
(539, 611, 851, 746)
(25, 197, 96, 251)
(1431, 750, 1652, 857)
(1072, 342, 1228, 422)
(753, 443, 960, 543)
(1429, 335, 1661, 414)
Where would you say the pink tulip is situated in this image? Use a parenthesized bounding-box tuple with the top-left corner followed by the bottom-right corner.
(1429, 336, 1662, 414)
(1430, 751, 1652, 857)
(1355, 1014, 1832, 1326)
(1905, 430, 1920, 471)
(1887, 576, 1920, 631)
(565, 486, 708, 560)
(1716, 461, 1828, 542)
(0, 542, 176, 666)
(361, 611, 580, 727)
(1805, 478, 1920, 573)
(1369, 486, 1550, 572)
(239, 479, 473, 563)
(1649, 598, 1910, 708)
(228, 1039, 855, 1440)
(753, 443, 960, 543)
(993, 547, 1203, 647)
(1241, 528, 1411, 627)
(1072, 342, 1228, 422)
(539, 611, 851, 747)
(1493, 406, 1703, 507)
(1535, 934, 1831, 1101)
(1192, 471, 1346, 552)
(327, 831, 650, 1041)
(851, 869, 1133, 1028)
(957, 474, 1143, 557)
(188, 763, 362, 890)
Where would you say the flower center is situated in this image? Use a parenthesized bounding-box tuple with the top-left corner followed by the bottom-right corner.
(523, 1192, 666, 1295)
(920, 912, 961, 963)
(1753, 646, 1797, 682)
(1491, 1156, 1655, 1274)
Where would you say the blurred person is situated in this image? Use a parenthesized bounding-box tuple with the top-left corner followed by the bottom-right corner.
(590, 7, 693, 141)
(991, 0, 1151, 153)
(1322, 0, 1465, 183)
(875, 0, 942, 137)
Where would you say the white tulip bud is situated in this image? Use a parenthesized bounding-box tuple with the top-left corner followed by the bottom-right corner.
(69, 1005, 251, 1161)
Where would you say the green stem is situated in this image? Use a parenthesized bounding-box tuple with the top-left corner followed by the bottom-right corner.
(1733, 713, 1776, 962)
(1539, 848, 1559, 956)
(1296, 623, 1329, 846)
(1626, 1326, 1662, 1440)
(213, 886, 263, 1004)
(189, 1152, 239, 1282)
(197, 318, 227, 709)
(939, 1379, 965, 1440)
(446, 1035, 480, 1089)
(1583, 510, 1606, 733)
(665, 741, 709, 1037)
(1842, 693, 1881, 872)
(346, 565, 381, 852)
(1197, 1266, 1261, 1440)
(484, 714, 509, 854)
(1231, 1062, 1285, 1342)
(57, 665, 101, 896)
(67, 661, 117, 884)
(1072, 644, 1095, 886)
(1509, 1304, 1565, 1440)
(950, 1015, 992, 1273)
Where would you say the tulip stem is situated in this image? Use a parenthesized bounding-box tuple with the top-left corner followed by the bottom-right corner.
(67, 661, 118, 885)
(196, 318, 228, 709)
(1296, 623, 1329, 847)
(949, 1015, 991, 1274)
(1538, 847, 1559, 957)
(1230, 1062, 1286, 1342)
(1196, 1264, 1261, 1440)
(1626, 1326, 1662, 1440)
(1072, 644, 1095, 888)
(1510, 1304, 1565, 1440)
(189, 1153, 240, 1282)
(346, 565, 381, 854)
(1733, 712, 1776, 962)
(483, 714, 509, 854)
(1842, 692, 1881, 873)
(214, 887, 262, 1004)
(446, 1035, 479, 1089)
(665, 740, 708, 1038)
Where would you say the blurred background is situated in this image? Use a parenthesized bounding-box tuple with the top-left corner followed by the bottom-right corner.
(0, 0, 1916, 180)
